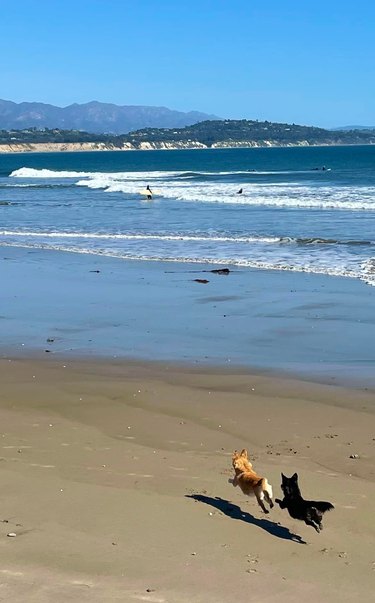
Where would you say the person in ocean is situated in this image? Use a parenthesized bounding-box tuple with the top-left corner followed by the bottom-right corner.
(146, 185, 153, 199)
(237, 188, 243, 194)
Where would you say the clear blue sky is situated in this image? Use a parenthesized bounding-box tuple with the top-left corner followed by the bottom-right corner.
(2, 0, 374, 127)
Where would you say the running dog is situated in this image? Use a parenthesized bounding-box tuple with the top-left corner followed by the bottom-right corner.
(230, 449, 274, 514)
(275, 472, 334, 532)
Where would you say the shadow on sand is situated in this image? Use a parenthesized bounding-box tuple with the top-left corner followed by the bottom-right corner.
(186, 494, 306, 544)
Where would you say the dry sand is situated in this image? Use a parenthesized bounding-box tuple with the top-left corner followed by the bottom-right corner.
(0, 357, 374, 602)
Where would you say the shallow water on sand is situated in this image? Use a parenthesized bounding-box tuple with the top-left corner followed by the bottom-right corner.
(1, 247, 375, 386)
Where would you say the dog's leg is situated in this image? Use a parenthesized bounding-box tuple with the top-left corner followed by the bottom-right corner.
(264, 491, 274, 509)
(275, 498, 287, 509)
(256, 494, 269, 514)
(305, 510, 321, 532)
(311, 508, 323, 531)
(305, 518, 320, 533)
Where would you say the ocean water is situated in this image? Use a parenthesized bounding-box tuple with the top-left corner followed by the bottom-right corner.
(1, 145, 375, 286)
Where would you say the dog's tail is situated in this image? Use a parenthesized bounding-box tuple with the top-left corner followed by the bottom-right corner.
(258, 478, 273, 500)
(313, 501, 334, 514)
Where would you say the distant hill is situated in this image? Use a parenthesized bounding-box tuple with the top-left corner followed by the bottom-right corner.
(124, 119, 375, 147)
(332, 125, 375, 131)
(0, 99, 219, 134)
(1, 120, 375, 152)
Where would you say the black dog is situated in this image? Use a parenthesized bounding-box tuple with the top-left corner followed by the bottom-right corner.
(275, 473, 334, 533)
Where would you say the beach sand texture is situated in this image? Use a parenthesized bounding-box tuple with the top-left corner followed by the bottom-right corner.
(0, 357, 374, 602)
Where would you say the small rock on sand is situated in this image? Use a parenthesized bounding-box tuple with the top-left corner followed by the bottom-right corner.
(210, 268, 230, 275)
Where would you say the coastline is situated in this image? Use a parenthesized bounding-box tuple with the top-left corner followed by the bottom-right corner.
(1, 246, 375, 386)
(1, 140, 375, 153)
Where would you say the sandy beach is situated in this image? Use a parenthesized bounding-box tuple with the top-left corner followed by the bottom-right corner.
(1, 211, 375, 601)
(0, 356, 374, 602)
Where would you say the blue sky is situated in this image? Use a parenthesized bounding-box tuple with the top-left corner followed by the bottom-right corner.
(1, 0, 374, 127)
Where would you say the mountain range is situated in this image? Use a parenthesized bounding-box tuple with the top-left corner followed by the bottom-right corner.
(0, 99, 219, 134)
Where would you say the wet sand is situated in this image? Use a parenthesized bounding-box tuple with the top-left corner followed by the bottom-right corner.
(1, 246, 375, 385)
(0, 357, 374, 602)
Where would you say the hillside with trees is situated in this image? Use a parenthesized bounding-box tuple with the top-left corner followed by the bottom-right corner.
(123, 119, 375, 147)
(1, 120, 375, 151)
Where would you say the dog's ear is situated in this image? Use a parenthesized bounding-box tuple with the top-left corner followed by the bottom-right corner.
(240, 449, 248, 458)
(281, 472, 286, 480)
(292, 473, 298, 481)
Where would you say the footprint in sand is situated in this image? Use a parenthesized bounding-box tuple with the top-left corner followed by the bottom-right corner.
(3, 445, 32, 449)
(29, 463, 56, 468)
(70, 580, 95, 588)
(132, 595, 165, 603)
(0, 570, 24, 577)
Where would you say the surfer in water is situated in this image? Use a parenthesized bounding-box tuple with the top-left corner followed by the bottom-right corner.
(146, 185, 153, 200)
(237, 188, 243, 194)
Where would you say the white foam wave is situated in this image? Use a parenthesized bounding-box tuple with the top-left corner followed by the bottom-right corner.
(79, 176, 375, 211)
(10, 167, 316, 179)
(0, 230, 280, 244)
(2, 240, 374, 286)
(2, 183, 46, 187)
(180, 170, 316, 177)
(9, 166, 375, 211)
(10, 167, 93, 178)
(10, 167, 181, 180)
(360, 258, 375, 286)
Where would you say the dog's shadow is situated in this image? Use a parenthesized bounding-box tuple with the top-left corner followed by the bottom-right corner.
(186, 494, 306, 544)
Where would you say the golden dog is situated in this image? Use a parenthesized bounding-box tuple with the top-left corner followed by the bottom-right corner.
(229, 449, 274, 514)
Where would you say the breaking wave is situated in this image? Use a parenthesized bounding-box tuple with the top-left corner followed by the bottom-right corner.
(10, 166, 375, 211)
(0, 230, 373, 246)
(1, 240, 374, 287)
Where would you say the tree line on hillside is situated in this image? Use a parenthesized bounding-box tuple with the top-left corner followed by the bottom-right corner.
(1, 120, 375, 147)
(124, 120, 375, 146)
(0, 128, 109, 144)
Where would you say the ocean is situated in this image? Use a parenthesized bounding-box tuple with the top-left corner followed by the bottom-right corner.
(1, 145, 375, 287)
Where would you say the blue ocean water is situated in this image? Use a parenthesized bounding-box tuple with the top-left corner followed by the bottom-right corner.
(1, 145, 375, 285)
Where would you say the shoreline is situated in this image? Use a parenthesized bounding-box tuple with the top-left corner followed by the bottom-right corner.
(1, 141, 375, 154)
(1, 245, 375, 387)
(3, 341, 375, 394)
(0, 355, 374, 601)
